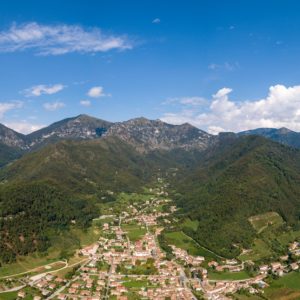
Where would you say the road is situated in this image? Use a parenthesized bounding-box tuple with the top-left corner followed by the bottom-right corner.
(46, 259, 90, 300)
(0, 285, 25, 293)
(102, 257, 114, 300)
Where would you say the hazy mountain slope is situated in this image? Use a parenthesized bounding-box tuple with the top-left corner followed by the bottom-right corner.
(0, 143, 24, 167)
(173, 135, 300, 258)
(239, 127, 300, 148)
(0, 136, 186, 196)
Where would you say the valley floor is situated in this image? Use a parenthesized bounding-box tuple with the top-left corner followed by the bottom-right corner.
(0, 181, 300, 300)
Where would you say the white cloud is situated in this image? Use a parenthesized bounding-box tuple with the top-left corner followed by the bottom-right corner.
(208, 62, 237, 71)
(87, 86, 110, 98)
(0, 101, 23, 118)
(23, 84, 65, 97)
(4, 121, 44, 134)
(0, 22, 133, 55)
(152, 18, 161, 24)
(162, 96, 206, 106)
(80, 100, 91, 106)
(161, 84, 300, 134)
(43, 101, 65, 111)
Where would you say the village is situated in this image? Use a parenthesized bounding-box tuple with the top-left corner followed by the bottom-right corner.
(1, 184, 300, 300)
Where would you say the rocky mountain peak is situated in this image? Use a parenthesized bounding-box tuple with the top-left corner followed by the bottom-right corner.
(105, 117, 213, 152)
(0, 124, 27, 149)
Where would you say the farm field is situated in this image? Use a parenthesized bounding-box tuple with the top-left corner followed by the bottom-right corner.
(121, 223, 147, 242)
(248, 212, 284, 233)
(208, 270, 251, 281)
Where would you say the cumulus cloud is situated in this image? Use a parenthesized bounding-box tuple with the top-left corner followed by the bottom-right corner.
(0, 101, 23, 118)
(152, 18, 161, 24)
(4, 121, 45, 134)
(0, 22, 133, 55)
(87, 86, 110, 98)
(43, 101, 65, 111)
(80, 100, 91, 106)
(161, 84, 300, 134)
(23, 84, 65, 97)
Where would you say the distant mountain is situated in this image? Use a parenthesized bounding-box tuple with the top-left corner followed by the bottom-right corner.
(0, 115, 214, 166)
(238, 127, 300, 148)
(106, 117, 213, 152)
(26, 114, 113, 149)
(0, 123, 26, 149)
(173, 135, 300, 258)
(0, 124, 27, 166)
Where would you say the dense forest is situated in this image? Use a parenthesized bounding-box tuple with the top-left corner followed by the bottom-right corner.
(0, 181, 97, 263)
(172, 136, 300, 258)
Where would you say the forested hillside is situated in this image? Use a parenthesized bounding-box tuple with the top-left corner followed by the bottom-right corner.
(0, 182, 97, 263)
(173, 136, 300, 258)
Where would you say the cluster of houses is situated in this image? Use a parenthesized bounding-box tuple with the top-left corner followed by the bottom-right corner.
(200, 275, 266, 300)
(171, 245, 205, 266)
(60, 272, 107, 299)
(8, 185, 300, 300)
(289, 241, 300, 256)
(207, 259, 244, 273)
(259, 256, 300, 277)
(17, 274, 66, 299)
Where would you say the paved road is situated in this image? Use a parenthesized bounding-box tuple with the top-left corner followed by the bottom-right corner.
(46, 259, 90, 300)
(0, 285, 25, 293)
(102, 257, 114, 300)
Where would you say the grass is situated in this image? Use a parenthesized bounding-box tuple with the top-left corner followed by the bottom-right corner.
(239, 225, 300, 262)
(208, 270, 250, 281)
(267, 271, 300, 290)
(181, 218, 199, 231)
(277, 230, 300, 245)
(122, 223, 147, 242)
(70, 221, 101, 247)
(232, 295, 262, 300)
(0, 291, 18, 300)
(0, 252, 60, 277)
(164, 231, 219, 259)
(0, 287, 41, 300)
(239, 238, 273, 261)
(248, 212, 284, 233)
(123, 279, 153, 288)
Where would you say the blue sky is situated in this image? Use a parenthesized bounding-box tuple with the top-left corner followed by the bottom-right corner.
(1, 0, 300, 134)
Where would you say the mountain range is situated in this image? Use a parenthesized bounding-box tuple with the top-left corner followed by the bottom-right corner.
(1, 114, 300, 262)
(1, 114, 300, 167)
(0, 114, 214, 166)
